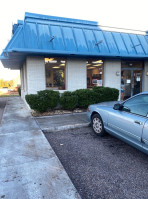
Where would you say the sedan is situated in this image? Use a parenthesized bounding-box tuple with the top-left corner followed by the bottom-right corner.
(87, 92, 148, 154)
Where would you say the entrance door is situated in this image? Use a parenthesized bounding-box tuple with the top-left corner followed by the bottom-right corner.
(121, 70, 142, 100)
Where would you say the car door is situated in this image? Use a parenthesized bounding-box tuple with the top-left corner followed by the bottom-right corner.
(107, 94, 148, 146)
(141, 120, 148, 152)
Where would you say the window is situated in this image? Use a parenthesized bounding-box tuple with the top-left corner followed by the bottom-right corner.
(123, 94, 148, 117)
(45, 58, 66, 90)
(87, 59, 103, 88)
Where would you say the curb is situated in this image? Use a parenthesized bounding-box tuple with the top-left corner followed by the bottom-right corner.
(42, 122, 90, 133)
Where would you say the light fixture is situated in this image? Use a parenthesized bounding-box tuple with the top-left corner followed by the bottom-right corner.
(52, 66, 60, 69)
(146, 72, 148, 76)
(116, 71, 120, 76)
(92, 60, 103, 64)
(60, 64, 65, 66)
(61, 61, 66, 63)
(93, 64, 102, 67)
(45, 58, 54, 62)
(49, 60, 57, 63)
(88, 67, 96, 69)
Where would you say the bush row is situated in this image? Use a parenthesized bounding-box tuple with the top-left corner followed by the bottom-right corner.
(25, 87, 119, 112)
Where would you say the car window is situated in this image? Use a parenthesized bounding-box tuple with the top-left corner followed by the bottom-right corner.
(123, 94, 148, 117)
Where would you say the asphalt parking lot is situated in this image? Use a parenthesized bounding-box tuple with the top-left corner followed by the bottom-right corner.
(44, 126, 148, 199)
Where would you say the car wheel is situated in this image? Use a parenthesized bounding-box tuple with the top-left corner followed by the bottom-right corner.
(91, 114, 105, 136)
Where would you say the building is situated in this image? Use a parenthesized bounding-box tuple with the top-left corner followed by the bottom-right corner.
(1, 12, 148, 101)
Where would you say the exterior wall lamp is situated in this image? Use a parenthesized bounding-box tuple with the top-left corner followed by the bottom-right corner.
(116, 71, 120, 76)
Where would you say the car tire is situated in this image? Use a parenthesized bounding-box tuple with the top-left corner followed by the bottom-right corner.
(91, 113, 106, 136)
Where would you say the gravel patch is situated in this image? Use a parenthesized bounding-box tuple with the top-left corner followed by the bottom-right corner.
(44, 127, 148, 199)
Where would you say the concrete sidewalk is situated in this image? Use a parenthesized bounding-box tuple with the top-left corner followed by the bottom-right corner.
(0, 97, 81, 199)
(35, 112, 89, 133)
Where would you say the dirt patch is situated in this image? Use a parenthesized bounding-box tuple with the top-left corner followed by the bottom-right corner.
(32, 108, 86, 117)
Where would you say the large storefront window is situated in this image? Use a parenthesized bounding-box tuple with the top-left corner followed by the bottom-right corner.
(87, 60, 103, 88)
(45, 58, 66, 90)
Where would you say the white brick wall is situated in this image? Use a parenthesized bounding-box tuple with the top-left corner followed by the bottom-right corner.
(66, 58, 87, 91)
(26, 57, 46, 94)
(143, 61, 148, 92)
(103, 60, 121, 97)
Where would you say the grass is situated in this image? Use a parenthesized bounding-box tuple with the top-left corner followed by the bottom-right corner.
(0, 94, 19, 97)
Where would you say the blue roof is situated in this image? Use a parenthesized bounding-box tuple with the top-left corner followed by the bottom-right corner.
(1, 12, 148, 69)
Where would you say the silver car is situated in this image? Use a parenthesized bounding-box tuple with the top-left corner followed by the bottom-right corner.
(87, 92, 148, 154)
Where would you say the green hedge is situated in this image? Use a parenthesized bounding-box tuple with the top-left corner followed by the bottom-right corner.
(93, 86, 119, 103)
(73, 89, 97, 108)
(60, 91, 78, 110)
(18, 87, 21, 96)
(25, 87, 119, 112)
(25, 90, 59, 113)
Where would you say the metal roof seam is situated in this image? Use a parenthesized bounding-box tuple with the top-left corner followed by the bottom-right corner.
(92, 30, 100, 53)
(111, 32, 120, 54)
(36, 23, 40, 49)
(71, 27, 78, 52)
(22, 26, 26, 49)
(128, 34, 137, 54)
(82, 29, 90, 53)
(102, 31, 110, 53)
(48, 24, 54, 50)
(60, 26, 66, 51)
(120, 33, 129, 55)
(136, 34, 146, 55)
(144, 35, 148, 46)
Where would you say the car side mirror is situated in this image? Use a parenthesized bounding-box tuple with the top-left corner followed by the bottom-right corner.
(113, 103, 123, 110)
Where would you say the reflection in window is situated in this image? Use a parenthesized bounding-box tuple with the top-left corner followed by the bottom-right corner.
(45, 58, 66, 90)
(87, 60, 103, 88)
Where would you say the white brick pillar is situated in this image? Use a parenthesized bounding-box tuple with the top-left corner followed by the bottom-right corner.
(66, 58, 87, 91)
(103, 59, 121, 96)
(26, 57, 46, 94)
(143, 61, 148, 92)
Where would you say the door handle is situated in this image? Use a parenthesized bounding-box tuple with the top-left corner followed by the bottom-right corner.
(134, 120, 143, 125)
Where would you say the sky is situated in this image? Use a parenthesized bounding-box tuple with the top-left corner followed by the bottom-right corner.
(0, 0, 148, 80)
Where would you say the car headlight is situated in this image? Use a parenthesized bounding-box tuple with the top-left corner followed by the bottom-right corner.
(87, 107, 91, 112)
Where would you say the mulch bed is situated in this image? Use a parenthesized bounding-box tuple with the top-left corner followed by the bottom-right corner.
(31, 108, 86, 117)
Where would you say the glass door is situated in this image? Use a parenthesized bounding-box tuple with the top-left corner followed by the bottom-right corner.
(121, 70, 132, 100)
(121, 70, 142, 100)
(133, 70, 142, 95)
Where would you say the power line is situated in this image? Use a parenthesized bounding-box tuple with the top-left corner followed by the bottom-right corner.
(99, 25, 146, 33)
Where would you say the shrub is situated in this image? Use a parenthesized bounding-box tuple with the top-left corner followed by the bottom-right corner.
(73, 89, 97, 108)
(60, 91, 78, 110)
(25, 90, 59, 112)
(93, 86, 119, 103)
(25, 94, 40, 110)
(18, 87, 21, 96)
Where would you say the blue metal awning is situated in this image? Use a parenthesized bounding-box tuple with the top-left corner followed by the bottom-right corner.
(1, 12, 148, 69)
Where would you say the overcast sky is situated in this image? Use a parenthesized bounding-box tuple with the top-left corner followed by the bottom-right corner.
(0, 0, 148, 80)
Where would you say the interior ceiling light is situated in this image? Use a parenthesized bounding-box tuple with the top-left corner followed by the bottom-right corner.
(88, 67, 96, 69)
(92, 60, 103, 64)
(52, 66, 60, 69)
(87, 64, 91, 66)
(49, 60, 57, 63)
(93, 64, 102, 66)
(60, 64, 65, 66)
(61, 61, 66, 63)
(45, 58, 54, 62)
